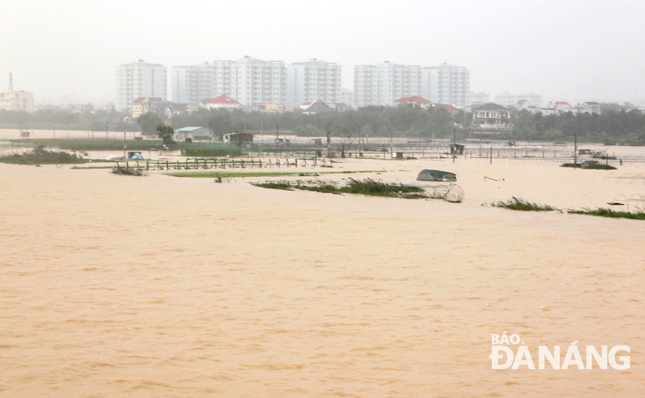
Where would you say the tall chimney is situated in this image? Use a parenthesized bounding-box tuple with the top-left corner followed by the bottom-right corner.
(9, 73, 13, 91)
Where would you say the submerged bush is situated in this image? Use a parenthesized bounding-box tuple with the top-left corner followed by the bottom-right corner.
(567, 208, 645, 220)
(0, 145, 85, 165)
(490, 197, 560, 212)
(560, 163, 617, 170)
(111, 165, 146, 176)
(252, 178, 458, 202)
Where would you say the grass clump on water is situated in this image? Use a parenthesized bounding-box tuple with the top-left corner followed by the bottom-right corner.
(252, 178, 442, 200)
(490, 197, 644, 220)
(112, 165, 146, 176)
(0, 145, 85, 165)
(490, 197, 560, 212)
(567, 208, 645, 220)
(560, 163, 617, 170)
(341, 178, 425, 197)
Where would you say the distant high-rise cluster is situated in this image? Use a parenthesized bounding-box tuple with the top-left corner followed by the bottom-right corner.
(354, 61, 470, 108)
(114, 58, 471, 112)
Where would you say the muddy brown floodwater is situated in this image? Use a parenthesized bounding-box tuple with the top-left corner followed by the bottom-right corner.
(1, 155, 644, 397)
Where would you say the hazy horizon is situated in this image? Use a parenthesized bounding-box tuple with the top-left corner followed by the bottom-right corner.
(3, 0, 645, 106)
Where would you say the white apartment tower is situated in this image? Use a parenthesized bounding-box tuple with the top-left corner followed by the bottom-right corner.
(287, 58, 341, 106)
(212, 56, 286, 106)
(494, 92, 542, 107)
(115, 60, 167, 112)
(354, 61, 421, 107)
(171, 62, 213, 106)
(421, 63, 470, 107)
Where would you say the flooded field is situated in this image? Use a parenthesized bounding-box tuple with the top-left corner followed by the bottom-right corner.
(0, 154, 644, 397)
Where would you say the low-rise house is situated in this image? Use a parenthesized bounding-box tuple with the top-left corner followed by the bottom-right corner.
(471, 103, 511, 132)
(553, 101, 572, 111)
(175, 126, 210, 141)
(202, 95, 241, 110)
(394, 96, 432, 109)
(252, 103, 285, 112)
(300, 100, 332, 114)
(150, 102, 194, 120)
(576, 101, 602, 115)
(132, 97, 163, 118)
(223, 133, 253, 144)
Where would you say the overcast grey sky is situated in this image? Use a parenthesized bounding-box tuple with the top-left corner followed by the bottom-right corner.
(2, 0, 644, 105)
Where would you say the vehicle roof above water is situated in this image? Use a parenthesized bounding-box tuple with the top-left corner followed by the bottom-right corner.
(417, 169, 457, 181)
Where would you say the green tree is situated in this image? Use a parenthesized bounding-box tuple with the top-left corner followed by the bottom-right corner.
(333, 129, 353, 158)
(156, 124, 175, 146)
(137, 112, 163, 135)
(543, 128, 564, 141)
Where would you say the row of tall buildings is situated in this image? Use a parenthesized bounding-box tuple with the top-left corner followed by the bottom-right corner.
(115, 58, 471, 112)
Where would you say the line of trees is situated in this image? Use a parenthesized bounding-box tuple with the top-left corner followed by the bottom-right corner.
(510, 110, 645, 144)
(3, 104, 645, 145)
(170, 106, 457, 138)
(0, 109, 137, 132)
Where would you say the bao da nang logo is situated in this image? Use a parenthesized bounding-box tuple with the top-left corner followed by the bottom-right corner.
(490, 332, 630, 370)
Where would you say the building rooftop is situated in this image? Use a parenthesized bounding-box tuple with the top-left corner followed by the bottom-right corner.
(473, 102, 508, 111)
(176, 126, 208, 132)
(394, 96, 431, 104)
(432, 103, 460, 112)
(132, 97, 163, 104)
(202, 95, 240, 105)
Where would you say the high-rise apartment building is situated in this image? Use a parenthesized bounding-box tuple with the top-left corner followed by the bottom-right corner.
(212, 56, 286, 106)
(354, 61, 421, 107)
(421, 63, 470, 107)
(494, 92, 542, 107)
(171, 62, 212, 106)
(287, 58, 341, 106)
(470, 91, 490, 105)
(341, 89, 355, 108)
(115, 60, 167, 112)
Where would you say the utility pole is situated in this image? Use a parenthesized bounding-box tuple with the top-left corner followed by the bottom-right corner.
(123, 131, 127, 159)
(574, 131, 578, 169)
(453, 128, 456, 162)
(106, 121, 108, 140)
(357, 125, 362, 156)
(389, 128, 393, 158)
